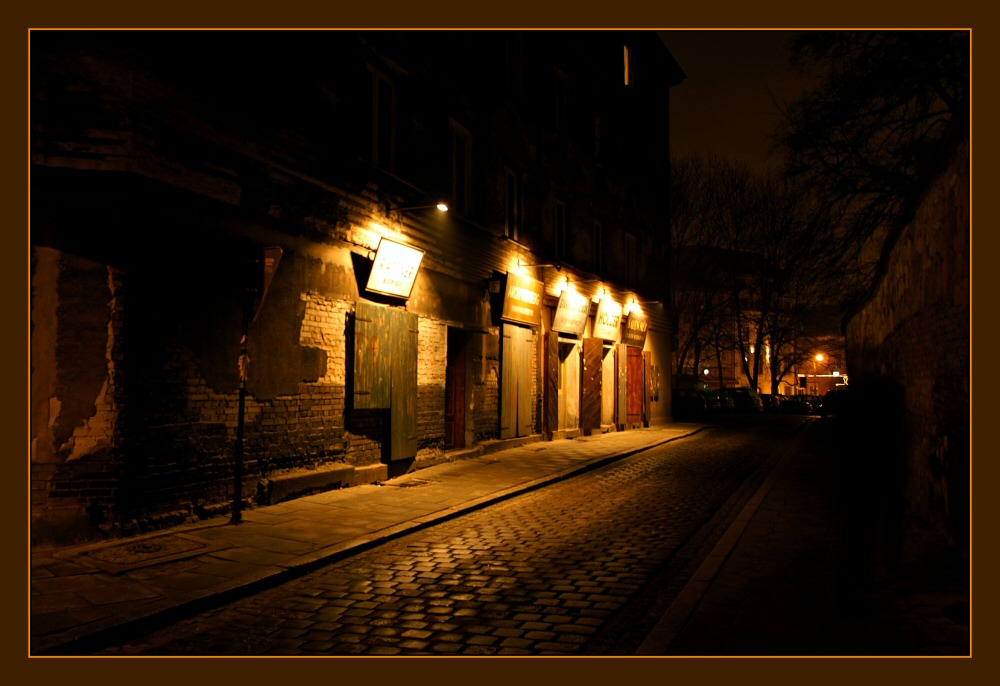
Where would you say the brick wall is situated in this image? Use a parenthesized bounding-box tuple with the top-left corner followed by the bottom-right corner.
(417, 317, 447, 450)
(844, 137, 969, 556)
(471, 329, 501, 442)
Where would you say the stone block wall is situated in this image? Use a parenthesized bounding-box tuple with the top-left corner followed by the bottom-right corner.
(844, 137, 969, 555)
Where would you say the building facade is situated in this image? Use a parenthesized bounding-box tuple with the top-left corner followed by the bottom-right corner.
(30, 30, 685, 545)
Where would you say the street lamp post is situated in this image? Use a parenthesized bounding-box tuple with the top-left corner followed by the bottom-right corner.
(813, 353, 824, 395)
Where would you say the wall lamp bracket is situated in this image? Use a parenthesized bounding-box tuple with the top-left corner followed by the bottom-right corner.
(385, 201, 449, 214)
(517, 259, 562, 271)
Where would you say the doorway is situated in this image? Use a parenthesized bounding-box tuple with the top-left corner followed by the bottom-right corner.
(444, 328, 468, 450)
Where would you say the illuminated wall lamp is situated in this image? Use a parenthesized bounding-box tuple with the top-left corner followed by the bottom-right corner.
(517, 259, 562, 270)
(385, 201, 449, 214)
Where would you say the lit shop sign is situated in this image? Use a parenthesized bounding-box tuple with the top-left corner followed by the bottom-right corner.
(592, 297, 623, 341)
(622, 310, 648, 348)
(366, 237, 424, 299)
(501, 271, 543, 326)
(551, 287, 590, 335)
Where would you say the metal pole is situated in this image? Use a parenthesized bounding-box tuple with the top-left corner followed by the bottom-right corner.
(232, 325, 249, 524)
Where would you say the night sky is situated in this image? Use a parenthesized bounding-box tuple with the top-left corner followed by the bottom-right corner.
(660, 30, 818, 170)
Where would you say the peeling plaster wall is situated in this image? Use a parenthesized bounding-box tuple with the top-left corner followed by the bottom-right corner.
(31, 247, 124, 544)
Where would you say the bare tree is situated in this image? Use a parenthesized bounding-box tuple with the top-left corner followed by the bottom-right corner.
(671, 155, 832, 392)
(775, 30, 969, 307)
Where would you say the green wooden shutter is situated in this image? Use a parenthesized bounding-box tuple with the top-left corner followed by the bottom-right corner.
(390, 311, 419, 461)
(354, 302, 391, 409)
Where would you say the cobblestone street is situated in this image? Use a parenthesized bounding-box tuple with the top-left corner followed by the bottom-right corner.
(96, 418, 804, 655)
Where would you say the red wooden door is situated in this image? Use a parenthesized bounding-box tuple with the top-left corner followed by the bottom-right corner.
(626, 346, 644, 428)
(445, 329, 466, 450)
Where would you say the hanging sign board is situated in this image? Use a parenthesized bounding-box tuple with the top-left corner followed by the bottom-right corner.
(592, 297, 622, 341)
(551, 288, 590, 335)
(366, 237, 424, 299)
(622, 310, 648, 348)
(501, 271, 543, 326)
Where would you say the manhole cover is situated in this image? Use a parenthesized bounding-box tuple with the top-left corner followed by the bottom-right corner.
(390, 478, 434, 488)
(59, 532, 230, 574)
(87, 536, 204, 565)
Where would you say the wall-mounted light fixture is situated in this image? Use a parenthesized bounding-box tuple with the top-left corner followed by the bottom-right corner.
(385, 201, 449, 214)
(554, 275, 570, 296)
(517, 258, 561, 271)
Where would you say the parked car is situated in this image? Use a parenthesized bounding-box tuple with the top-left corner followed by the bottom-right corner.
(671, 374, 712, 421)
(778, 394, 811, 415)
(760, 394, 782, 413)
(728, 387, 763, 412)
(714, 388, 736, 413)
(800, 394, 823, 415)
(820, 388, 850, 417)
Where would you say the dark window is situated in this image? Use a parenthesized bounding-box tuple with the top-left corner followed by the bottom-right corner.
(626, 231, 637, 288)
(451, 121, 473, 215)
(594, 112, 602, 160)
(555, 200, 567, 261)
(504, 169, 521, 241)
(593, 221, 603, 275)
(554, 71, 569, 133)
(369, 68, 395, 171)
(505, 32, 524, 98)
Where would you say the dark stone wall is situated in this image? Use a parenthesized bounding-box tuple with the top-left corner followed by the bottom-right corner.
(844, 137, 969, 563)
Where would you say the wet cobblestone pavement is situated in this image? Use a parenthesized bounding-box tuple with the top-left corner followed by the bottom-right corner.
(96, 424, 794, 655)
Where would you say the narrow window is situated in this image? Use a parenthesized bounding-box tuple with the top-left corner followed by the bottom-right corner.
(593, 111, 602, 160)
(554, 70, 569, 133)
(624, 44, 633, 86)
(593, 220, 603, 275)
(369, 68, 396, 171)
(504, 169, 521, 240)
(451, 121, 473, 215)
(506, 32, 524, 98)
(625, 231, 637, 288)
(555, 200, 567, 261)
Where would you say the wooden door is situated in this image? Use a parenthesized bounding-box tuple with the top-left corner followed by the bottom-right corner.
(582, 338, 603, 433)
(516, 326, 535, 437)
(544, 331, 559, 437)
(445, 328, 467, 450)
(353, 302, 418, 461)
(389, 311, 419, 461)
(616, 343, 628, 428)
(353, 302, 391, 409)
(626, 345, 644, 428)
(501, 323, 535, 439)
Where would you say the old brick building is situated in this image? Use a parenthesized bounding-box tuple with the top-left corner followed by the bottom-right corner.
(30, 30, 684, 545)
